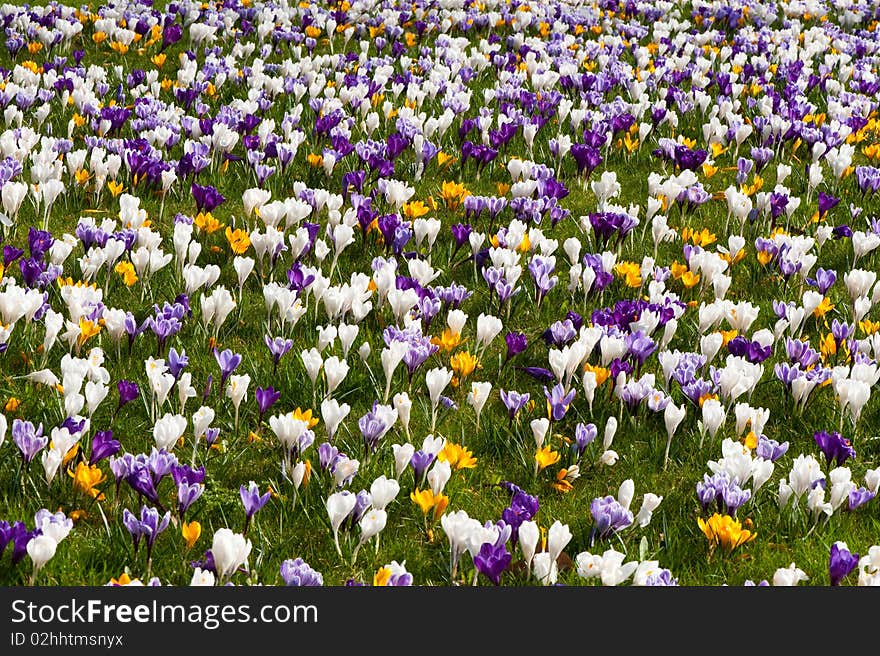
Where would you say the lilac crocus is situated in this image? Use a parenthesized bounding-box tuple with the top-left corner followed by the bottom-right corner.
(318, 442, 340, 472)
(265, 335, 294, 374)
(122, 506, 170, 560)
(409, 450, 435, 484)
(240, 481, 271, 533)
(177, 483, 204, 517)
(500, 389, 530, 422)
(590, 495, 633, 540)
(756, 435, 789, 462)
(572, 422, 597, 458)
(280, 558, 324, 586)
(813, 430, 856, 467)
(358, 409, 388, 454)
(12, 419, 47, 464)
(807, 268, 836, 295)
(167, 347, 188, 380)
(829, 542, 859, 586)
(528, 255, 557, 304)
(544, 384, 576, 421)
(848, 487, 875, 511)
(214, 348, 242, 389)
(89, 430, 121, 466)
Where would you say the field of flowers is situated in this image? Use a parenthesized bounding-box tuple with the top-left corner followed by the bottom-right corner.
(0, 0, 879, 587)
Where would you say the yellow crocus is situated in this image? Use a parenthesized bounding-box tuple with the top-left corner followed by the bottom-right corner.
(114, 261, 138, 286)
(194, 211, 223, 234)
(107, 180, 125, 197)
(69, 462, 106, 500)
(403, 201, 429, 219)
(439, 180, 470, 210)
(859, 319, 880, 335)
(698, 513, 756, 552)
(410, 488, 436, 515)
(535, 446, 560, 471)
(182, 521, 201, 549)
(450, 351, 479, 380)
(225, 226, 251, 254)
(582, 363, 610, 386)
(813, 297, 835, 318)
(431, 328, 462, 352)
(681, 270, 701, 288)
(437, 151, 455, 168)
(614, 261, 642, 287)
(438, 442, 477, 470)
(373, 566, 392, 586)
(77, 317, 101, 347)
(293, 407, 319, 429)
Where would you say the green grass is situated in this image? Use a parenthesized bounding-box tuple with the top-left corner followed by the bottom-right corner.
(0, 2, 879, 587)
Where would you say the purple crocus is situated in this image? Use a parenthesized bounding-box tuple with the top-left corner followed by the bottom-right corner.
(255, 387, 281, 425)
(818, 191, 840, 218)
(89, 430, 121, 466)
(626, 330, 657, 367)
(122, 505, 170, 561)
(125, 466, 162, 507)
(214, 348, 242, 389)
(813, 430, 856, 467)
(191, 183, 225, 213)
(409, 450, 435, 485)
(116, 379, 139, 413)
(280, 558, 324, 586)
(1, 521, 37, 565)
(473, 538, 512, 586)
(167, 347, 188, 380)
(12, 419, 47, 464)
(504, 332, 528, 364)
(829, 542, 859, 586)
(240, 481, 271, 533)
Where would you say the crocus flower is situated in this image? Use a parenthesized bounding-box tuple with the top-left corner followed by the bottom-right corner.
(191, 183, 226, 213)
(814, 430, 856, 468)
(240, 481, 270, 533)
(255, 387, 281, 424)
(214, 348, 242, 389)
(590, 496, 633, 540)
(500, 389, 530, 422)
(543, 383, 576, 421)
(116, 380, 140, 412)
(829, 541, 859, 586)
(89, 430, 120, 466)
(12, 419, 47, 464)
(473, 538, 512, 586)
(280, 558, 323, 586)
